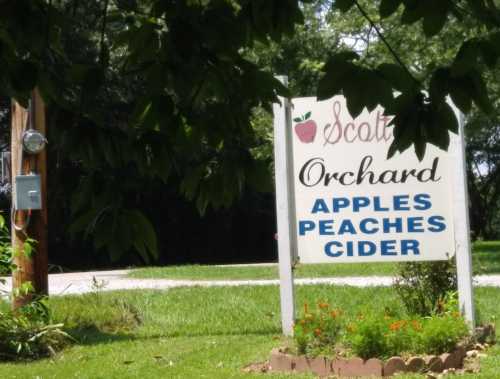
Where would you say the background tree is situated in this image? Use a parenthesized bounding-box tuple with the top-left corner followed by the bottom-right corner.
(0, 0, 499, 268)
(466, 108, 500, 239)
(321, 0, 500, 239)
(319, 0, 500, 161)
(0, 0, 308, 266)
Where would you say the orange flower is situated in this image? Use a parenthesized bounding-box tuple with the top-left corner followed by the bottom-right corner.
(299, 319, 306, 325)
(389, 320, 406, 331)
(411, 320, 422, 331)
(318, 302, 329, 309)
(314, 328, 322, 336)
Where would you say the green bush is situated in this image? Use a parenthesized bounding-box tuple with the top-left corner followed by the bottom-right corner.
(384, 319, 422, 357)
(0, 212, 13, 278)
(420, 315, 469, 354)
(0, 299, 73, 361)
(347, 313, 468, 359)
(394, 260, 457, 316)
(348, 314, 389, 359)
(0, 213, 73, 361)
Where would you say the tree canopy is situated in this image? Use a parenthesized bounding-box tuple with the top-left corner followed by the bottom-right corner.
(1, 0, 499, 263)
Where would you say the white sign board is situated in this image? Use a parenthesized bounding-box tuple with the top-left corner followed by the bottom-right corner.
(291, 96, 457, 263)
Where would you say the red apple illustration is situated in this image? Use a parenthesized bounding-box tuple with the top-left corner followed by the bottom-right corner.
(294, 112, 317, 143)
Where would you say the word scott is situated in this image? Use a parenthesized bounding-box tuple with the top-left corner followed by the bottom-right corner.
(299, 155, 441, 187)
(323, 101, 392, 145)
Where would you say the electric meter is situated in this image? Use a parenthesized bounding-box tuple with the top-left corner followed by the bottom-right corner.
(22, 130, 47, 155)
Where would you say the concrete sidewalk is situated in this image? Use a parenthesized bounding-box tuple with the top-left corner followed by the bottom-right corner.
(1, 269, 500, 296)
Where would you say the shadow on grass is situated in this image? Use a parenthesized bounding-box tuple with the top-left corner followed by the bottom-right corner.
(65, 323, 280, 347)
(154, 327, 281, 339)
(66, 326, 137, 346)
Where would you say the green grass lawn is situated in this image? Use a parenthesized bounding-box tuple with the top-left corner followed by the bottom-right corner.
(129, 241, 500, 280)
(0, 285, 499, 378)
(472, 241, 500, 274)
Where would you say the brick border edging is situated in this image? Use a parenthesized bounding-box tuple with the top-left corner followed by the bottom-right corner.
(269, 346, 467, 377)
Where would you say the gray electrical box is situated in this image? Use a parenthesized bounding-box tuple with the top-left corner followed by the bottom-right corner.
(15, 174, 42, 210)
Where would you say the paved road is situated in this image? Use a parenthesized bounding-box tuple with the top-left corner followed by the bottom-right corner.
(2, 269, 500, 296)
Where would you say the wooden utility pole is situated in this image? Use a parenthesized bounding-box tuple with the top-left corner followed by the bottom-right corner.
(11, 89, 48, 309)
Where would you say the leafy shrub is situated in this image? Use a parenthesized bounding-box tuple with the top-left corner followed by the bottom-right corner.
(385, 319, 423, 357)
(294, 302, 343, 356)
(0, 299, 73, 361)
(0, 212, 13, 277)
(348, 314, 389, 359)
(0, 213, 73, 361)
(394, 260, 457, 316)
(348, 312, 468, 359)
(420, 314, 469, 354)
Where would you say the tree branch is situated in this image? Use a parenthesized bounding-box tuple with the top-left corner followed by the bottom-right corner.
(100, 0, 110, 66)
(353, 0, 421, 87)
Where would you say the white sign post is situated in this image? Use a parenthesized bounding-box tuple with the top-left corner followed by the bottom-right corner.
(273, 90, 475, 335)
(273, 76, 297, 336)
(452, 113, 475, 326)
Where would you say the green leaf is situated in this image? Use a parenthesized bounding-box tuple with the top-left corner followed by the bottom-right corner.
(69, 209, 98, 240)
(449, 81, 472, 114)
(380, 0, 402, 18)
(293, 117, 302, 123)
(426, 113, 451, 151)
(334, 0, 356, 13)
(317, 52, 358, 100)
(385, 91, 422, 157)
(422, 4, 449, 37)
(130, 210, 158, 261)
(23, 241, 33, 259)
(451, 41, 480, 77)
(400, 1, 425, 24)
(342, 72, 366, 118)
(387, 139, 400, 159)
(304, 111, 311, 120)
(436, 102, 458, 134)
(414, 137, 427, 161)
(93, 213, 115, 251)
(478, 40, 499, 68)
(468, 70, 493, 114)
(429, 67, 450, 103)
(378, 63, 415, 92)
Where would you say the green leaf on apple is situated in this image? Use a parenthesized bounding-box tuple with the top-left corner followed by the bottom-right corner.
(293, 117, 302, 123)
(304, 111, 311, 120)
